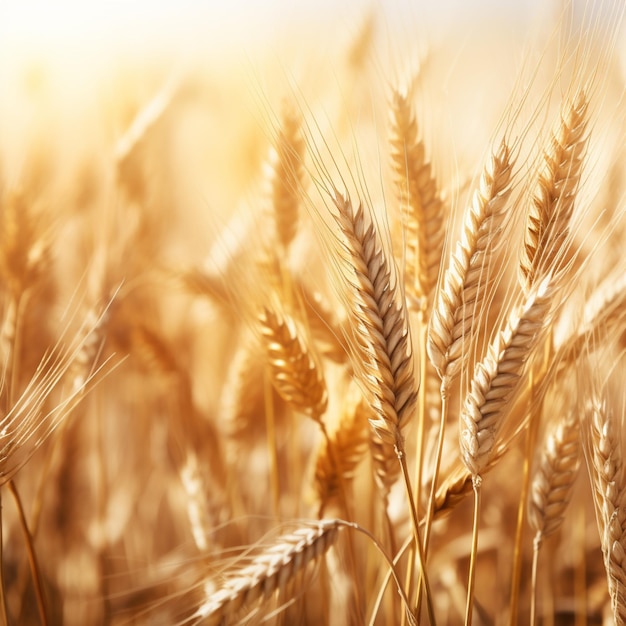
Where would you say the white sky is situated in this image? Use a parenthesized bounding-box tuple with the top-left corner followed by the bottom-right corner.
(0, 0, 556, 53)
(0, 0, 621, 97)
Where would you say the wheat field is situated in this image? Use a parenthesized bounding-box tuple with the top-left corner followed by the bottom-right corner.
(0, 0, 626, 624)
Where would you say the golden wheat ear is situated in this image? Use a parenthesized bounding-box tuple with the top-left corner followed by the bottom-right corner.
(0, 311, 109, 482)
(583, 391, 626, 625)
(268, 104, 306, 252)
(314, 383, 368, 516)
(329, 190, 417, 450)
(195, 520, 340, 624)
(389, 88, 446, 312)
(427, 138, 514, 389)
(258, 304, 328, 422)
(460, 275, 556, 479)
(519, 92, 588, 293)
(528, 410, 581, 546)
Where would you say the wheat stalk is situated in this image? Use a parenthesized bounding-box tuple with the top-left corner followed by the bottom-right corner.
(195, 520, 340, 624)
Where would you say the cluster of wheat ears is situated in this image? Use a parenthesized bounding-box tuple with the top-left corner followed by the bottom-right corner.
(2, 1, 626, 625)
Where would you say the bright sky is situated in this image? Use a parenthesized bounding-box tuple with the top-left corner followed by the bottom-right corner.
(0, 0, 620, 98)
(0, 0, 553, 56)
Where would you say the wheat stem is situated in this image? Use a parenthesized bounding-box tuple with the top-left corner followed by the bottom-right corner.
(0, 489, 6, 626)
(398, 449, 436, 626)
(7, 479, 47, 626)
(405, 319, 429, 624)
(465, 477, 482, 626)
(264, 369, 280, 518)
(415, 389, 449, 620)
(530, 535, 541, 626)
(509, 378, 540, 626)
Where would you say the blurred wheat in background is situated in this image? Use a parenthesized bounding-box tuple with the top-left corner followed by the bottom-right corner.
(0, 0, 626, 624)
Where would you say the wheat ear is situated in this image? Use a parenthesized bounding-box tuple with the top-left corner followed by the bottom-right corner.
(519, 92, 588, 293)
(330, 189, 436, 623)
(586, 396, 626, 625)
(460, 276, 554, 478)
(269, 105, 306, 250)
(196, 520, 340, 624)
(258, 305, 328, 421)
(315, 390, 368, 515)
(176, 266, 231, 309)
(421, 139, 514, 574)
(331, 190, 417, 449)
(528, 411, 581, 544)
(556, 268, 626, 363)
(428, 139, 513, 387)
(390, 89, 445, 310)
(114, 75, 179, 166)
(527, 410, 580, 624)
(0, 189, 50, 297)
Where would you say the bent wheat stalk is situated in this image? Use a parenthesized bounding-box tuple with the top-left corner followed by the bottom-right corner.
(196, 520, 340, 624)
